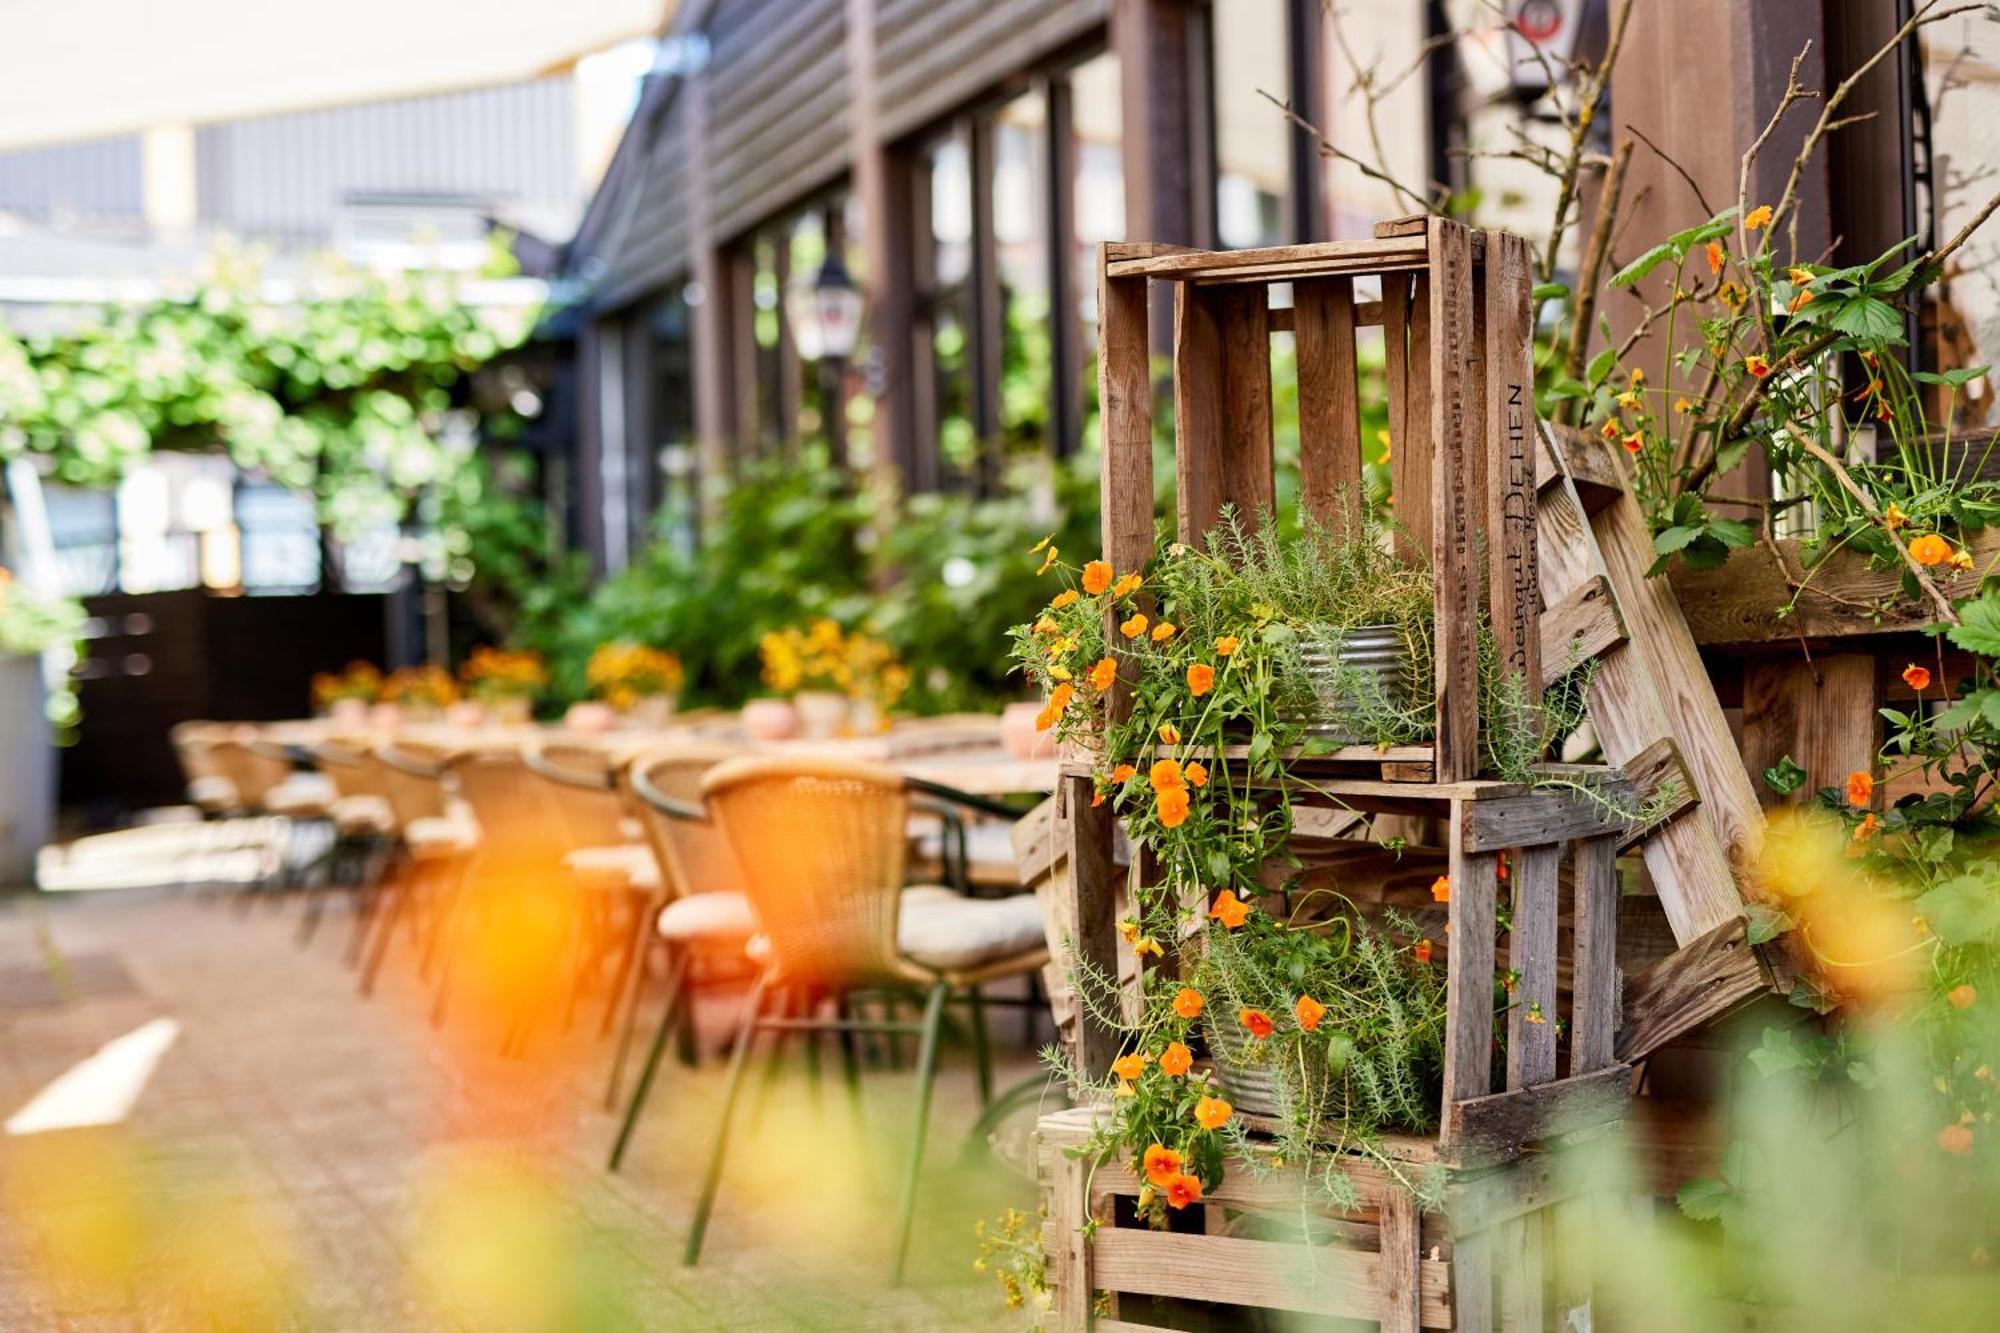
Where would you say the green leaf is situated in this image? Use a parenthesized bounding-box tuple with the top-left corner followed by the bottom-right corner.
(1586, 346, 1619, 386)
(1653, 525, 1701, 556)
(1709, 517, 1756, 548)
(1676, 1175, 1734, 1223)
(1762, 755, 1808, 796)
(1743, 902, 1794, 946)
(1825, 296, 1902, 343)
(1912, 366, 1990, 388)
(1610, 241, 1678, 289)
(1946, 592, 2000, 658)
(1531, 282, 1570, 303)
(1915, 872, 2000, 946)
(1747, 1027, 1809, 1077)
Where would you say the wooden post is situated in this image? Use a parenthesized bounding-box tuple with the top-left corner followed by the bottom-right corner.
(1098, 246, 1154, 724)
(1485, 230, 1540, 702)
(1570, 834, 1621, 1075)
(969, 117, 1004, 493)
(1428, 219, 1481, 782)
(1061, 773, 1124, 1078)
(1043, 72, 1082, 457)
(687, 65, 735, 530)
(1378, 1188, 1422, 1333)
(1442, 800, 1498, 1114)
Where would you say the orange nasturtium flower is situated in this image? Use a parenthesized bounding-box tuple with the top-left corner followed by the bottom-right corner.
(1208, 890, 1251, 929)
(1745, 354, 1772, 379)
(1949, 984, 1979, 1010)
(1033, 616, 1059, 635)
(1156, 787, 1191, 828)
(1116, 917, 1140, 944)
(1909, 533, 1952, 566)
(1162, 1173, 1204, 1209)
(1215, 635, 1240, 657)
(1151, 621, 1178, 642)
(1090, 657, 1118, 690)
(1621, 432, 1644, 455)
(1952, 547, 1975, 571)
(1111, 1053, 1149, 1082)
(1846, 770, 1875, 808)
(1120, 612, 1150, 639)
(1090, 789, 1105, 808)
(1187, 663, 1216, 696)
(1158, 723, 1181, 745)
(1111, 763, 1137, 784)
(1184, 761, 1209, 788)
(1112, 572, 1144, 598)
(1050, 588, 1080, 609)
(1294, 995, 1327, 1032)
(1194, 1095, 1233, 1130)
(1142, 1143, 1184, 1187)
(1852, 813, 1880, 844)
(1159, 1042, 1194, 1077)
(1600, 418, 1621, 441)
(1150, 758, 1185, 790)
(1081, 560, 1114, 595)
(1939, 1122, 1976, 1156)
(1430, 875, 1451, 903)
(1903, 664, 1932, 691)
(1413, 938, 1434, 964)
(1745, 203, 1773, 230)
(1706, 241, 1724, 274)
(1173, 987, 1205, 1020)
(1239, 1008, 1276, 1039)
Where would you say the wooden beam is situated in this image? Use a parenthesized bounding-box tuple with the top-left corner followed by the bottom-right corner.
(1106, 235, 1432, 281)
(1535, 424, 1627, 514)
(1441, 1063, 1633, 1167)
(1059, 773, 1124, 1077)
(1616, 916, 1771, 1062)
(1486, 230, 1540, 702)
(1541, 573, 1627, 670)
(1111, 0, 1200, 351)
(1459, 784, 1638, 853)
(1043, 72, 1082, 457)
(1740, 654, 1884, 809)
(1098, 248, 1153, 725)
(1429, 219, 1481, 782)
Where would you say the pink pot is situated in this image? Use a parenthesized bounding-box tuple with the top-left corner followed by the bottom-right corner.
(330, 698, 371, 726)
(446, 701, 488, 729)
(368, 703, 404, 728)
(1001, 701, 1058, 760)
(565, 702, 617, 734)
(741, 698, 799, 742)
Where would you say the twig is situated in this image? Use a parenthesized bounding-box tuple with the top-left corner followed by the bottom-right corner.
(1260, 91, 1437, 214)
(1536, 0, 1637, 284)
(1796, 435, 1960, 624)
(1557, 139, 1634, 424)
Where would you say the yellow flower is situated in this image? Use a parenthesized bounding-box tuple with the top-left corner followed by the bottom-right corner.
(1745, 204, 1773, 230)
(1111, 572, 1143, 598)
(1951, 547, 1976, 572)
(1033, 616, 1059, 635)
(1030, 534, 1053, 554)
(1158, 723, 1180, 745)
(1786, 266, 1814, 287)
(1673, 396, 1692, 414)
(1050, 588, 1079, 609)
(1150, 621, 1177, 642)
(1048, 665, 1072, 682)
(1616, 390, 1641, 411)
(1037, 546, 1060, 575)
(1883, 503, 1908, 532)
(1628, 367, 1645, 385)
(1120, 612, 1149, 639)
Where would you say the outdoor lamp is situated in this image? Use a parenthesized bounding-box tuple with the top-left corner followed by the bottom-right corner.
(786, 254, 863, 362)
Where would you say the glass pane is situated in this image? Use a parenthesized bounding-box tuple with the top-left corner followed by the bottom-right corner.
(1214, 0, 1292, 247)
(994, 88, 1050, 453)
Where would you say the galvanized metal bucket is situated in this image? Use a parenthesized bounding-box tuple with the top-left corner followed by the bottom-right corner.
(1206, 1019, 1321, 1120)
(1290, 623, 1415, 743)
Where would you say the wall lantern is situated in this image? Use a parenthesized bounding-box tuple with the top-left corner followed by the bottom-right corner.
(785, 254, 864, 362)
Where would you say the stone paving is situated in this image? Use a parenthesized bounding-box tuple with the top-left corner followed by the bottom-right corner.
(0, 886, 1048, 1331)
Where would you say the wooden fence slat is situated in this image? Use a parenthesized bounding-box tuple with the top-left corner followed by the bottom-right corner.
(1461, 785, 1637, 853)
(1217, 285, 1276, 525)
(1443, 1064, 1632, 1165)
(1487, 231, 1540, 702)
(1428, 220, 1480, 781)
(1379, 1187, 1423, 1333)
(1059, 773, 1124, 1077)
(1087, 1228, 1455, 1328)
(1617, 915, 1769, 1061)
(1741, 654, 1883, 810)
(1454, 1227, 1495, 1333)
(1507, 843, 1561, 1089)
(1443, 801, 1498, 1113)
(1540, 573, 1627, 671)
(1173, 282, 1224, 546)
(1570, 834, 1621, 1075)
(1043, 1133, 1094, 1330)
(1294, 275, 1363, 532)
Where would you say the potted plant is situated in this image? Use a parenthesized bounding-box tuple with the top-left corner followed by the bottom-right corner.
(310, 660, 383, 725)
(759, 619, 908, 738)
(0, 568, 80, 884)
(381, 663, 458, 722)
(587, 641, 685, 728)
(458, 647, 545, 723)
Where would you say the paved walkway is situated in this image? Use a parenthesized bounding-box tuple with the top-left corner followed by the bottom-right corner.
(0, 888, 1045, 1331)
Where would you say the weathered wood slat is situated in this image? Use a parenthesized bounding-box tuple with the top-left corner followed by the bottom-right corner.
(1569, 834, 1621, 1074)
(1740, 654, 1882, 809)
(1616, 915, 1769, 1062)
(1541, 573, 1627, 670)
(1442, 1063, 1633, 1166)
(1443, 802, 1499, 1114)
(1535, 425, 1627, 514)
(1059, 774, 1123, 1077)
(1615, 735, 1699, 848)
(1097, 248, 1154, 725)
(1106, 235, 1431, 281)
(1459, 781, 1637, 853)
(1485, 230, 1541, 708)
(1217, 285, 1277, 523)
(1507, 843, 1562, 1089)
(1294, 276, 1364, 531)
(1429, 220, 1481, 781)
(1173, 282, 1225, 546)
(1088, 1229, 1453, 1328)
(1380, 1188, 1424, 1333)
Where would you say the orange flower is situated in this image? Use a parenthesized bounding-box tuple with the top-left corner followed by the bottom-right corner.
(1939, 1122, 1976, 1156)
(1111, 1053, 1149, 1082)
(1949, 984, 1978, 1010)
(1159, 1041, 1194, 1077)
(1208, 890, 1251, 929)
(1112, 572, 1144, 598)
(1162, 1172, 1204, 1209)
(1156, 788, 1191, 828)
(1215, 635, 1240, 657)
(1294, 995, 1326, 1032)
(1142, 1142, 1184, 1187)
(1082, 561, 1114, 595)
(1706, 240, 1724, 274)
(1430, 875, 1451, 903)
(1187, 663, 1215, 696)
(1787, 288, 1813, 313)
(1151, 621, 1177, 642)
(1150, 758, 1185, 790)
(1111, 763, 1137, 784)
(1090, 656, 1118, 690)
(1090, 788, 1105, 808)
(1600, 418, 1620, 441)
(1158, 723, 1180, 745)
(1745, 203, 1773, 230)
(1910, 533, 1952, 566)
(1621, 432, 1643, 454)
(1951, 547, 1975, 571)
(1413, 938, 1434, 964)
(1050, 588, 1079, 609)
(1846, 770, 1875, 808)
(1185, 761, 1209, 788)
(1786, 266, 1815, 287)
(1033, 616, 1059, 635)
(1120, 612, 1149, 639)
(1630, 368, 1645, 385)
(1903, 664, 1932, 691)
(1852, 813, 1879, 843)
(1745, 354, 1772, 379)
(1194, 1095, 1233, 1130)
(1173, 987, 1205, 1020)
(1239, 1008, 1275, 1039)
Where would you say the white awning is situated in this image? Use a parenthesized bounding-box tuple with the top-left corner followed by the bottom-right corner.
(0, 0, 672, 152)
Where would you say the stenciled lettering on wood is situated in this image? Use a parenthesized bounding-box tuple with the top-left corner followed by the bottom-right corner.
(1500, 379, 1534, 678)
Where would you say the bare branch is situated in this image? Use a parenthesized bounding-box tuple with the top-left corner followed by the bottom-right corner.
(1557, 138, 1635, 424)
(1625, 124, 1717, 218)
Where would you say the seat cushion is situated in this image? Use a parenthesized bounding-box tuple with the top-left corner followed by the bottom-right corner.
(265, 773, 337, 817)
(897, 890, 1046, 973)
(564, 843, 662, 893)
(405, 815, 478, 861)
(187, 774, 241, 813)
(655, 891, 758, 943)
(330, 793, 395, 836)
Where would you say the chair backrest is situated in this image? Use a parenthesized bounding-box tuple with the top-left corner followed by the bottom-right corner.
(169, 721, 227, 784)
(373, 739, 457, 825)
(446, 746, 560, 864)
(523, 737, 631, 850)
(700, 756, 915, 987)
(624, 742, 748, 901)
(207, 732, 295, 810)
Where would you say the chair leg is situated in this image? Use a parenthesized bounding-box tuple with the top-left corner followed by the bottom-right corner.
(600, 892, 650, 1037)
(967, 985, 993, 1107)
(836, 995, 863, 1116)
(748, 986, 799, 1132)
(683, 973, 775, 1266)
(604, 938, 665, 1111)
(607, 950, 690, 1170)
(357, 868, 412, 997)
(891, 980, 950, 1286)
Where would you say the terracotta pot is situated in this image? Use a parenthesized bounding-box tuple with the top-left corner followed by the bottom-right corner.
(741, 698, 799, 742)
(1001, 701, 1058, 760)
(626, 694, 678, 729)
(446, 701, 488, 729)
(794, 690, 849, 740)
(491, 695, 533, 724)
(564, 701, 617, 734)
(330, 698, 371, 727)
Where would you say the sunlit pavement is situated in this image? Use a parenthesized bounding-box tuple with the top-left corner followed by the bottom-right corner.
(0, 889, 1039, 1331)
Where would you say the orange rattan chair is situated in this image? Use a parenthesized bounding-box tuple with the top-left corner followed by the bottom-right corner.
(662, 756, 1048, 1281)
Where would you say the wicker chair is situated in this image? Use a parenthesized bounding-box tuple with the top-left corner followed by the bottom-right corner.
(350, 739, 479, 989)
(169, 721, 239, 817)
(667, 756, 1048, 1281)
(603, 741, 753, 1130)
